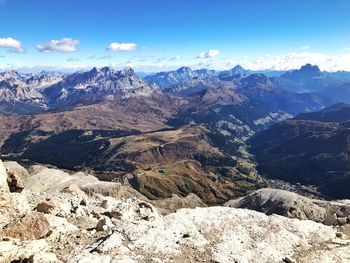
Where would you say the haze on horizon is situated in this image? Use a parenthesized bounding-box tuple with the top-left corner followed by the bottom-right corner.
(0, 0, 350, 72)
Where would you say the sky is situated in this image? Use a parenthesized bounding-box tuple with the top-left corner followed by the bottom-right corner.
(0, 0, 350, 72)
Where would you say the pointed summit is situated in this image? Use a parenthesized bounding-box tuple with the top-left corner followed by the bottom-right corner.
(299, 64, 321, 74)
(89, 67, 99, 75)
(176, 66, 192, 74)
(218, 65, 247, 81)
(280, 64, 323, 84)
(230, 65, 246, 74)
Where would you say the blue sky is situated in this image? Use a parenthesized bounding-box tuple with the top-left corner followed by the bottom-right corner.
(1, 0, 350, 72)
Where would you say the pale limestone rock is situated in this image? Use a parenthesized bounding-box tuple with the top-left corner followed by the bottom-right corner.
(71, 206, 345, 263)
(225, 188, 350, 226)
(44, 214, 78, 238)
(0, 239, 58, 263)
(4, 161, 30, 179)
(0, 159, 9, 193)
(36, 197, 71, 217)
(24, 166, 99, 192)
(4, 161, 29, 192)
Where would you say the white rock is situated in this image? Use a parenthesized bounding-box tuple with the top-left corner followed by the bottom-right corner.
(0, 239, 56, 263)
(0, 159, 9, 193)
(44, 214, 78, 239)
(72, 205, 344, 263)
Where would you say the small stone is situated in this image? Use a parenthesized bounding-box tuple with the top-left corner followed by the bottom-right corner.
(283, 257, 295, 263)
(101, 200, 109, 209)
(96, 217, 114, 231)
(36, 201, 55, 214)
(75, 206, 87, 217)
(337, 217, 347, 225)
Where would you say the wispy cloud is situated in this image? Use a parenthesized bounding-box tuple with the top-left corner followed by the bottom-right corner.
(87, 55, 113, 60)
(0, 37, 23, 53)
(37, 38, 80, 53)
(169, 55, 180, 61)
(301, 44, 310, 51)
(107, 42, 137, 52)
(96, 55, 112, 60)
(66, 57, 80, 62)
(196, 49, 219, 59)
(153, 57, 167, 63)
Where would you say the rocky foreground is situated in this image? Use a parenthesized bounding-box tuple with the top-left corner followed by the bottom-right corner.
(1, 160, 350, 262)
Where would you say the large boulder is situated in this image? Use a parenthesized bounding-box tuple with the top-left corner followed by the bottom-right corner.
(24, 165, 99, 192)
(4, 161, 29, 192)
(4, 161, 30, 179)
(2, 212, 51, 240)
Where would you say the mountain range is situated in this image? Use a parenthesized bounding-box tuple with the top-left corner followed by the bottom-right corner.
(1, 64, 350, 201)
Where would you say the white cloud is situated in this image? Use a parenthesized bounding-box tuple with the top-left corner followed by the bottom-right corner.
(107, 42, 137, 52)
(0, 37, 23, 52)
(240, 52, 350, 72)
(37, 38, 80, 53)
(301, 44, 310, 51)
(197, 49, 219, 59)
(345, 46, 350, 52)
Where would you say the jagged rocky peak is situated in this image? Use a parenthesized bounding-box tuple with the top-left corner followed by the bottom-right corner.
(280, 63, 324, 84)
(176, 66, 192, 74)
(0, 70, 46, 109)
(119, 66, 136, 76)
(0, 70, 22, 79)
(300, 63, 321, 73)
(145, 66, 197, 89)
(42, 66, 158, 107)
(229, 64, 246, 74)
(218, 64, 248, 81)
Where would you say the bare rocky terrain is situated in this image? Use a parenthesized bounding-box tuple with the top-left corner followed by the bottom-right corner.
(1, 159, 350, 263)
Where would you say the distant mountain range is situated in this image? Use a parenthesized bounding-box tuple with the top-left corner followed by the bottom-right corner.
(1, 63, 350, 115)
(1, 63, 350, 201)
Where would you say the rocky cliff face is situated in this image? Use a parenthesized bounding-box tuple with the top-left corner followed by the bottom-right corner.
(0, 67, 158, 114)
(1, 160, 350, 263)
(0, 71, 48, 114)
(43, 67, 159, 108)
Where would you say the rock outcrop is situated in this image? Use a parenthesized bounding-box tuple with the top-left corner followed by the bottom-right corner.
(225, 188, 350, 225)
